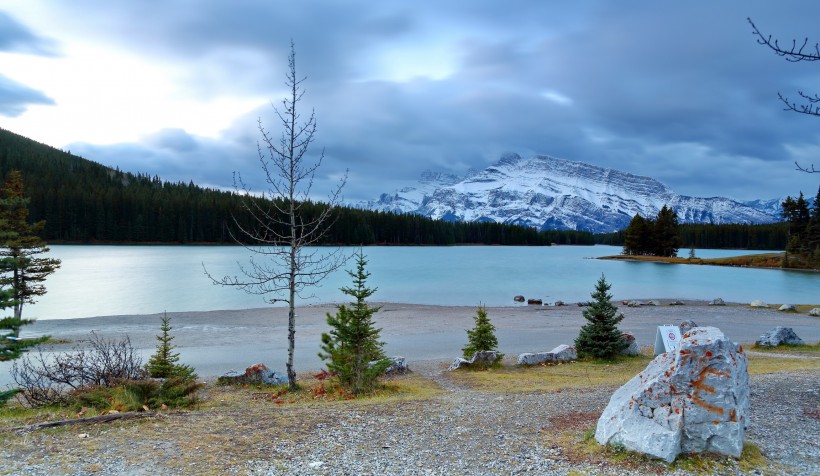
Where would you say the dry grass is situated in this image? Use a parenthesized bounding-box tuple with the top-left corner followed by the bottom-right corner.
(558, 425, 784, 476)
(600, 252, 820, 271)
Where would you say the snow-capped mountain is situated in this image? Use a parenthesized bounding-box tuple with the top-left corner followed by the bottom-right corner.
(358, 153, 780, 233)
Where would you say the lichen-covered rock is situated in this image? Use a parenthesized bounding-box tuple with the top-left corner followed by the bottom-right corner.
(595, 327, 749, 463)
(448, 351, 499, 370)
(809, 308, 820, 317)
(709, 298, 725, 306)
(620, 332, 641, 355)
(756, 327, 804, 347)
(750, 300, 768, 308)
(679, 320, 698, 334)
(778, 304, 797, 312)
(217, 363, 287, 386)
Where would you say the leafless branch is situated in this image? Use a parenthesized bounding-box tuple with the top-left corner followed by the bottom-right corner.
(748, 17, 820, 62)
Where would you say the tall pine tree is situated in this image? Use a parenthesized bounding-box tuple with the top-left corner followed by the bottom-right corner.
(0, 171, 61, 327)
(319, 251, 390, 395)
(575, 274, 628, 359)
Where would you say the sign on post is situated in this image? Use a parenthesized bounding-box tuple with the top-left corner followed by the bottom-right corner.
(654, 325, 682, 356)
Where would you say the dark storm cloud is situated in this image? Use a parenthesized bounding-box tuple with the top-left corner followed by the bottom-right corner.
(0, 74, 54, 117)
(27, 1, 820, 201)
(0, 10, 57, 55)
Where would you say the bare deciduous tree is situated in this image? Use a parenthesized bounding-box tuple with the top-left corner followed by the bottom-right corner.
(748, 17, 818, 173)
(205, 42, 347, 389)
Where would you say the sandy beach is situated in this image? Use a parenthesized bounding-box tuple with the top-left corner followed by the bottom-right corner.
(2, 300, 818, 386)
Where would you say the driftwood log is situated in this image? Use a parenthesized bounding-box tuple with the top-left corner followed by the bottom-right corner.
(10, 411, 158, 432)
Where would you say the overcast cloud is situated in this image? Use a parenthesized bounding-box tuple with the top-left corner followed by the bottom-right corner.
(0, 1, 818, 202)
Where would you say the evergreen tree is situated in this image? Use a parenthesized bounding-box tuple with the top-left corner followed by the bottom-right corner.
(461, 306, 502, 363)
(319, 251, 390, 395)
(653, 205, 680, 257)
(622, 214, 654, 255)
(0, 171, 61, 327)
(145, 312, 195, 379)
(574, 274, 628, 359)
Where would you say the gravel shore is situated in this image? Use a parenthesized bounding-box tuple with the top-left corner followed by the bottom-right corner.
(1, 301, 818, 475)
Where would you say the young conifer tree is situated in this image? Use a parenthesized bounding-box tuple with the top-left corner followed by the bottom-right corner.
(574, 274, 628, 359)
(146, 313, 194, 379)
(319, 250, 390, 395)
(461, 305, 502, 363)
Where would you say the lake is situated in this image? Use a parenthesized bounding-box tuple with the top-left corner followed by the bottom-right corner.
(22, 245, 819, 320)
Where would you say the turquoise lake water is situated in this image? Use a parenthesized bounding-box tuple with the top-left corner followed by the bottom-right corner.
(23, 245, 818, 320)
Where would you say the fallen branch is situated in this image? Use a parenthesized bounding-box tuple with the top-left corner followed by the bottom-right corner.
(10, 411, 158, 433)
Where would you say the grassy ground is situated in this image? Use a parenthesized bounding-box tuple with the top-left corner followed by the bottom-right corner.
(447, 345, 820, 393)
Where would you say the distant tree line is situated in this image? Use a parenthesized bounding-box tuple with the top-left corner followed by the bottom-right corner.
(595, 222, 789, 250)
(0, 128, 595, 246)
(620, 205, 680, 257)
(781, 187, 820, 264)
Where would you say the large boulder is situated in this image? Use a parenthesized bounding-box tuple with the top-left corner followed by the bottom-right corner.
(620, 332, 641, 355)
(448, 351, 500, 370)
(750, 300, 769, 308)
(517, 345, 577, 365)
(527, 298, 543, 305)
(595, 327, 749, 463)
(513, 295, 525, 303)
(809, 308, 820, 317)
(756, 327, 805, 347)
(778, 304, 797, 312)
(709, 298, 725, 306)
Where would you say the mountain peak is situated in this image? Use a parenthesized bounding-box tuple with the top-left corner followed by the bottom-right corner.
(360, 153, 779, 233)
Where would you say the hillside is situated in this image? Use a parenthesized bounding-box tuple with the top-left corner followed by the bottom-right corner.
(0, 128, 565, 245)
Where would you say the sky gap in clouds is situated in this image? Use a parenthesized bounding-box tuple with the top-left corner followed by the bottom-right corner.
(0, 1, 818, 203)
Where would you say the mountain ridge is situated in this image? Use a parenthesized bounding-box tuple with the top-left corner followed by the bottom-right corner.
(359, 153, 780, 233)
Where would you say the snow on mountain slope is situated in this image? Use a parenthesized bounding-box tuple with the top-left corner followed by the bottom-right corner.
(358, 153, 779, 233)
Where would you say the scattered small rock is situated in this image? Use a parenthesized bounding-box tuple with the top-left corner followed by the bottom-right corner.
(449, 351, 500, 370)
(678, 320, 698, 335)
(619, 332, 640, 355)
(382, 356, 410, 375)
(217, 363, 287, 386)
(709, 298, 726, 306)
(553, 300, 566, 306)
(756, 327, 805, 347)
(517, 344, 577, 365)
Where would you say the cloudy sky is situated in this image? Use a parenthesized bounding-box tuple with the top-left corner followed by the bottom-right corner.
(1, 1, 819, 202)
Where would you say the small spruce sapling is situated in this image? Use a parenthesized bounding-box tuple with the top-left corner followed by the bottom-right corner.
(574, 274, 628, 359)
(319, 251, 390, 395)
(146, 312, 195, 380)
(461, 306, 502, 364)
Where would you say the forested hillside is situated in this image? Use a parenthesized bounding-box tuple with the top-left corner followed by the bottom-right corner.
(0, 128, 582, 245)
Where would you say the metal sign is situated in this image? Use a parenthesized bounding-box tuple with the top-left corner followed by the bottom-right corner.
(654, 325, 682, 356)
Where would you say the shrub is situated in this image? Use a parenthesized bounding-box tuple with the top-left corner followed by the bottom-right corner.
(12, 333, 144, 407)
(73, 377, 202, 412)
